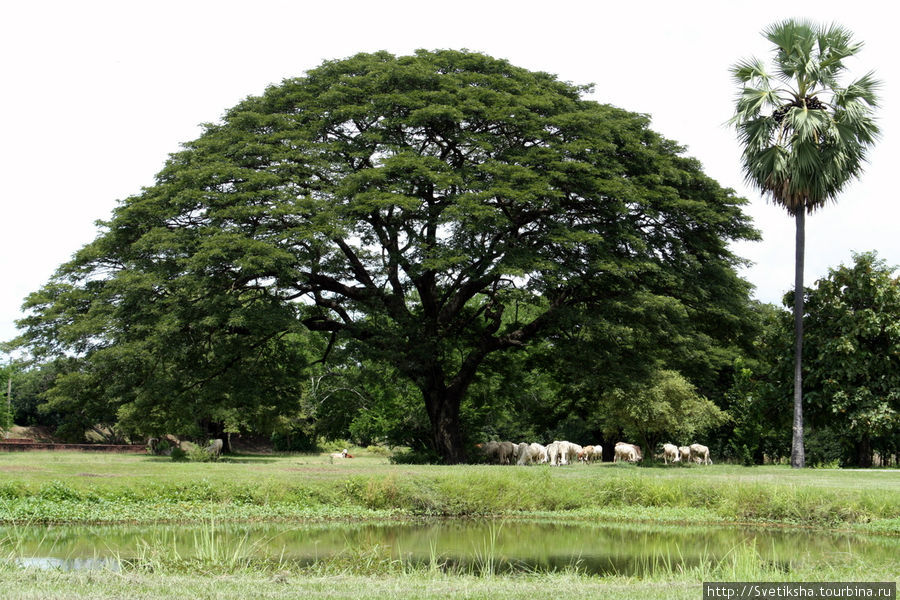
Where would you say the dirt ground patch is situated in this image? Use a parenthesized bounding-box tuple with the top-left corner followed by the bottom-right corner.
(6, 426, 56, 443)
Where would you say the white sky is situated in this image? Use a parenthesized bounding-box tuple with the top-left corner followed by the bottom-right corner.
(1, 0, 897, 347)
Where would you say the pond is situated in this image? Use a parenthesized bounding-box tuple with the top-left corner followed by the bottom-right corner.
(2, 519, 895, 575)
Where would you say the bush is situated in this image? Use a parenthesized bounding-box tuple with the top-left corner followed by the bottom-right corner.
(366, 445, 392, 456)
(150, 439, 172, 456)
(734, 444, 756, 467)
(805, 426, 845, 467)
(389, 447, 440, 465)
(169, 447, 187, 462)
(320, 439, 353, 453)
(187, 444, 217, 463)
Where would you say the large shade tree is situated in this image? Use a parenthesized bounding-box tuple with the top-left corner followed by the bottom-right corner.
(800, 252, 900, 466)
(19, 50, 756, 463)
(730, 20, 880, 467)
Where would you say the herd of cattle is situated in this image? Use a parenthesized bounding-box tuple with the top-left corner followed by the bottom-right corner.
(478, 440, 712, 466)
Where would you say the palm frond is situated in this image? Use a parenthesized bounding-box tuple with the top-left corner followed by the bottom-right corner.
(817, 22, 862, 64)
(736, 116, 778, 150)
(766, 20, 817, 86)
(783, 105, 831, 143)
(732, 87, 781, 120)
(731, 57, 770, 84)
(834, 71, 881, 108)
(732, 18, 879, 211)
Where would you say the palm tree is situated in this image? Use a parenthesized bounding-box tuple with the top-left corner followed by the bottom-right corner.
(730, 20, 879, 468)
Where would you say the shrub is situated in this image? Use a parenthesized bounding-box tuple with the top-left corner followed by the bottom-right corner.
(150, 439, 172, 456)
(366, 445, 392, 456)
(187, 444, 217, 463)
(0, 481, 25, 499)
(320, 439, 353, 453)
(38, 481, 82, 502)
(389, 448, 441, 465)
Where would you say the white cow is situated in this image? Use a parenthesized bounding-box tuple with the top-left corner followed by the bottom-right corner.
(515, 442, 529, 465)
(562, 442, 583, 465)
(614, 442, 642, 463)
(546, 441, 562, 466)
(678, 446, 691, 462)
(689, 443, 712, 465)
(517, 442, 547, 465)
(662, 443, 680, 465)
(547, 441, 577, 466)
(580, 445, 603, 463)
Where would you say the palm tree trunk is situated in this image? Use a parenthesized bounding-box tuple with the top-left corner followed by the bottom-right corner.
(791, 208, 806, 468)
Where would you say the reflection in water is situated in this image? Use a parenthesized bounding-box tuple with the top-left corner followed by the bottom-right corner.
(15, 557, 120, 572)
(2, 520, 895, 576)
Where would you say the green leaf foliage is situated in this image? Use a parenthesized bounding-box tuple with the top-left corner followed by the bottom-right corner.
(601, 369, 728, 455)
(727, 254, 900, 467)
(16, 50, 756, 462)
(802, 252, 900, 466)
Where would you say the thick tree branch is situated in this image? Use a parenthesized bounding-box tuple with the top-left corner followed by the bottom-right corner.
(447, 293, 568, 397)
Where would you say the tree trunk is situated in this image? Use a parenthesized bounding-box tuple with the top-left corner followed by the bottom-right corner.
(791, 209, 806, 468)
(200, 419, 232, 453)
(423, 385, 466, 464)
(856, 435, 872, 468)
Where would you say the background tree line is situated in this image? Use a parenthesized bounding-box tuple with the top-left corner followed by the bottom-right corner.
(5, 250, 897, 466)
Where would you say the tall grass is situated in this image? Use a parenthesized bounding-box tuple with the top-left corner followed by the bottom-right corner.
(471, 519, 503, 577)
(0, 521, 837, 582)
(122, 519, 291, 574)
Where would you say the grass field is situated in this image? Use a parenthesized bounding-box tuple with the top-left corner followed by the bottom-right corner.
(1, 450, 898, 529)
(0, 450, 897, 599)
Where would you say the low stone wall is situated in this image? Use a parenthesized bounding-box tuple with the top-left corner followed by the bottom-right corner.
(0, 440, 147, 453)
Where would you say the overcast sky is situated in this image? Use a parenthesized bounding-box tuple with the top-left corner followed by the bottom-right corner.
(2, 0, 896, 348)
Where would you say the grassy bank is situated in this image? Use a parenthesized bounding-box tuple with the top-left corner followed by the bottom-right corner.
(0, 451, 898, 531)
(2, 452, 897, 599)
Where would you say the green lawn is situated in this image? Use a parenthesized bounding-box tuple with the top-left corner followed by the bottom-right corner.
(0, 450, 898, 530)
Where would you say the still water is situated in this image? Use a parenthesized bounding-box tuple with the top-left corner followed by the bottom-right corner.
(2, 520, 895, 575)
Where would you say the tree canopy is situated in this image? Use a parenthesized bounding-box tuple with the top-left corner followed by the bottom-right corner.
(601, 369, 728, 457)
(719, 254, 900, 467)
(731, 19, 879, 215)
(17, 50, 757, 463)
(802, 252, 900, 466)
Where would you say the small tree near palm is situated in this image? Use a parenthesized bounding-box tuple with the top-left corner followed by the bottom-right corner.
(730, 20, 880, 468)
